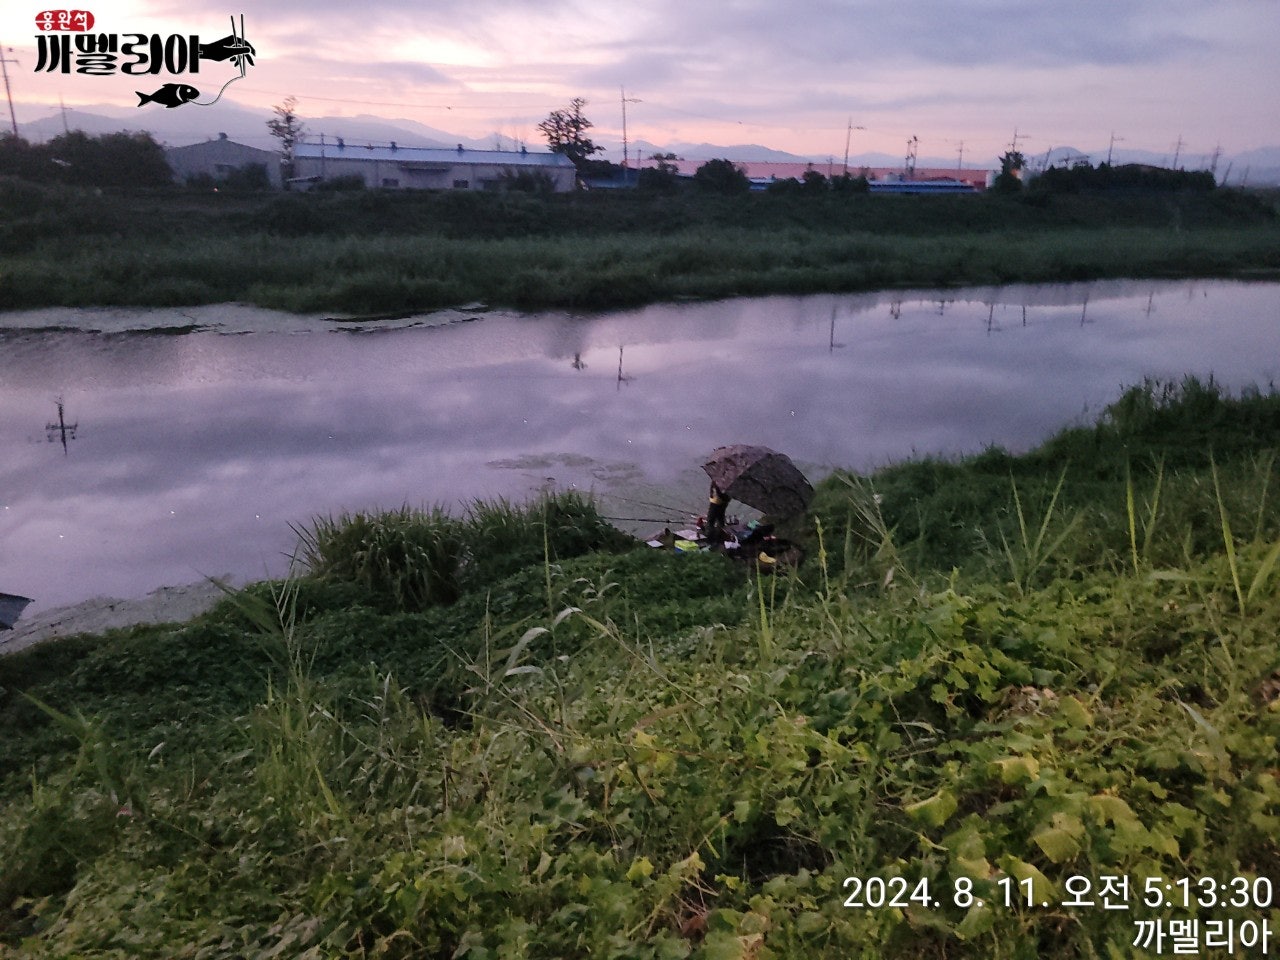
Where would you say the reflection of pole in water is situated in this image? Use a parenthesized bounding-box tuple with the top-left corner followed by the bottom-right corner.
(828, 307, 845, 352)
(1022, 304, 1027, 326)
(571, 352, 586, 371)
(1146, 292, 1155, 316)
(616, 346, 633, 390)
(987, 303, 995, 333)
(889, 299, 901, 319)
(45, 397, 78, 455)
(1080, 293, 1090, 326)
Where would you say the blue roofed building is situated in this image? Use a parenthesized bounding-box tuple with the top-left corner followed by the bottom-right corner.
(292, 140, 577, 192)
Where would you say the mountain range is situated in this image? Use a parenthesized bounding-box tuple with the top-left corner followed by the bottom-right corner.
(15, 102, 1280, 186)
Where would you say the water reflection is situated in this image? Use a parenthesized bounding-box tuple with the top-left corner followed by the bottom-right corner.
(44, 398, 79, 455)
(2, 279, 1278, 613)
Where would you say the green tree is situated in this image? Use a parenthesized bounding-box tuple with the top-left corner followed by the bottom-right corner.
(498, 168, 555, 193)
(693, 158, 750, 195)
(637, 152, 679, 192)
(537, 98, 601, 170)
(222, 162, 271, 192)
(42, 130, 171, 187)
(831, 171, 870, 194)
(267, 96, 305, 185)
(0, 133, 47, 181)
(993, 150, 1025, 194)
(800, 169, 828, 194)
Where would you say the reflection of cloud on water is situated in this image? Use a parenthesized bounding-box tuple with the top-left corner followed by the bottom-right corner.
(486, 453, 643, 484)
(3, 278, 1279, 612)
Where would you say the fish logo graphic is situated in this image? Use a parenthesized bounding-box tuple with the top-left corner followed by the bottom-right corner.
(136, 83, 200, 108)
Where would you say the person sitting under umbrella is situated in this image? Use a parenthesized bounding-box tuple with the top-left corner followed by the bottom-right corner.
(704, 482, 731, 542)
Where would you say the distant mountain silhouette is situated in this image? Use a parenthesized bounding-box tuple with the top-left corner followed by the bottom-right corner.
(14, 103, 1280, 184)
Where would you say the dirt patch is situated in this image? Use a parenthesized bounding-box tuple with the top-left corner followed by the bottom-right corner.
(0, 578, 233, 656)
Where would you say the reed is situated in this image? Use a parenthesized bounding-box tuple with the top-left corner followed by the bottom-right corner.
(3, 177, 1279, 312)
(292, 505, 466, 612)
(2, 380, 1279, 958)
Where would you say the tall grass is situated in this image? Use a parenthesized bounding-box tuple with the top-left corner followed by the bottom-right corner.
(292, 505, 466, 611)
(809, 378, 1280, 589)
(291, 492, 633, 613)
(2, 176, 1279, 312)
(2, 381, 1279, 958)
(5, 225, 1278, 313)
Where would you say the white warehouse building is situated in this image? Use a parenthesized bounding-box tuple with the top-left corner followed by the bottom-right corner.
(292, 140, 577, 192)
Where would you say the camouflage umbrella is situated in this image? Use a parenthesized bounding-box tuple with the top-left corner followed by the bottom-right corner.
(702, 445, 814, 519)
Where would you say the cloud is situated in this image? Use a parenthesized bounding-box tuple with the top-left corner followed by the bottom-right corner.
(661, 0, 1209, 70)
(8, 0, 1273, 158)
(293, 56, 456, 88)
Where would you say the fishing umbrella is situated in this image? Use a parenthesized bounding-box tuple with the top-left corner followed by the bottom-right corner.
(0, 593, 33, 631)
(702, 445, 814, 519)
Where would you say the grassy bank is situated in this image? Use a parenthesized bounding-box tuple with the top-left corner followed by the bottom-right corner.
(2, 178, 1279, 313)
(1, 378, 1277, 958)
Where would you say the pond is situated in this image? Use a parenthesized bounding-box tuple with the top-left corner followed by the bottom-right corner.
(2, 278, 1278, 615)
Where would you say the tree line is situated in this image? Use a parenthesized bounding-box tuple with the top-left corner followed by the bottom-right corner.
(0, 130, 173, 188)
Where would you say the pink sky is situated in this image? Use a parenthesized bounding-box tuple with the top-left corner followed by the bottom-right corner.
(3, 0, 1278, 163)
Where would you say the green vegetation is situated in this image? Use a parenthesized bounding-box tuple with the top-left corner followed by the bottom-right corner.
(267, 96, 306, 183)
(1, 174, 1277, 314)
(2, 379, 1277, 958)
(0, 131, 172, 189)
(1030, 162, 1218, 196)
(292, 494, 634, 613)
(693, 158, 752, 195)
(538, 97, 602, 170)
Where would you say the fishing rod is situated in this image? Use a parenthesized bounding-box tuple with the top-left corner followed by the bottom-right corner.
(605, 493, 689, 516)
(599, 515, 685, 525)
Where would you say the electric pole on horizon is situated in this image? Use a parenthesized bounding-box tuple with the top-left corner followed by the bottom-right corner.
(842, 118, 865, 176)
(1107, 131, 1124, 165)
(620, 86, 641, 168)
(1, 45, 19, 138)
(1172, 134, 1185, 169)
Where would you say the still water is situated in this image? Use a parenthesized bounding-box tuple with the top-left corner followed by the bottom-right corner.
(2, 279, 1278, 614)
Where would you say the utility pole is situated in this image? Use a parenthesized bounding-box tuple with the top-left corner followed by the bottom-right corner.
(842, 118, 865, 176)
(955, 140, 964, 172)
(1107, 131, 1124, 165)
(0, 46, 19, 138)
(59, 95, 69, 135)
(45, 398, 78, 455)
(620, 86, 640, 169)
(1010, 126, 1025, 154)
(1172, 133, 1184, 169)
(904, 135, 918, 178)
